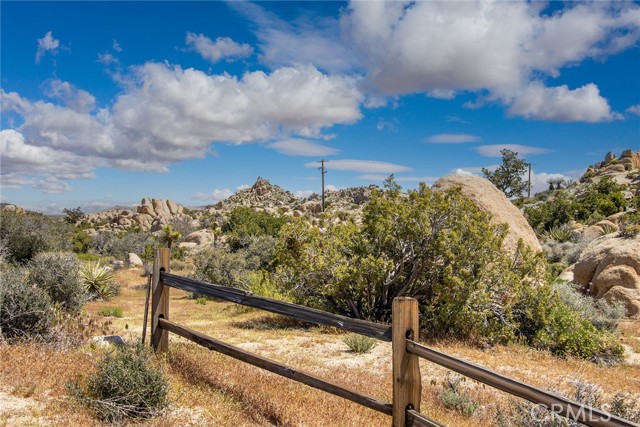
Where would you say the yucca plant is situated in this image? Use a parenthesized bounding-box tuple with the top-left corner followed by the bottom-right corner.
(541, 225, 573, 243)
(343, 334, 377, 353)
(82, 262, 119, 300)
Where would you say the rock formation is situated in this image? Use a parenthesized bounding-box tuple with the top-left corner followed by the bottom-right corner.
(573, 234, 640, 317)
(432, 174, 542, 254)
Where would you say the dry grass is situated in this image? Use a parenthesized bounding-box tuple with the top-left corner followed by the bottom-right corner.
(2, 265, 640, 426)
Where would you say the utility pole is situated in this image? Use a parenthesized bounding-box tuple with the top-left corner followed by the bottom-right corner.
(527, 162, 532, 198)
(319, 159, 327, 212)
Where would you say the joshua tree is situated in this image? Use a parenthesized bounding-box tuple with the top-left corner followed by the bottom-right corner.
(159, 225, 181, 249)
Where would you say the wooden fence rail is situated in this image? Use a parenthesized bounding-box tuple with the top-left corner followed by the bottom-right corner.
(150, 248, 638, 427)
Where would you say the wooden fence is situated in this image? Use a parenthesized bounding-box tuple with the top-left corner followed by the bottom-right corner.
(150, 248, 638, 427)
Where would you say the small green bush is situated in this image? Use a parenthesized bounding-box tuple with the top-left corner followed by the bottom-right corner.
(541, 225, 573, 243)
(440, 375, 479, 417)
(82, 263, 119, 300)
(619, 212, 640, 238)
(0, 209, 72, 263)
(0, 266, 53, 339)
(28, 252, 85, 313)
(97, 307, 123, 318)
(69, 343, 169, 422)
(195, 297, 207, 305)
(553, 281, 625, 331)
(609, 393, 640, 422)
(342, 334, 377, 353)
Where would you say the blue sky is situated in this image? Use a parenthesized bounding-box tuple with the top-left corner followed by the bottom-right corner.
(1, 1, 639, 213)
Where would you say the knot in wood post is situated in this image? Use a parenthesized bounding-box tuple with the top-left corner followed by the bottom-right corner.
(392, 297, 421, 427)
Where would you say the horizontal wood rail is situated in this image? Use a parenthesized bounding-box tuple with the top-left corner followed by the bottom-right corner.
(406, 409, 446, 427)
(160, 272, 392, 341)
(406, 340, 636, 427)
(158, 318, 392, 415)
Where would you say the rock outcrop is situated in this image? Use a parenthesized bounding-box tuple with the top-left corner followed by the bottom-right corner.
(573, 235, 640, 317)
(84, 198, 190, 232)
(432, 174, 542, 254)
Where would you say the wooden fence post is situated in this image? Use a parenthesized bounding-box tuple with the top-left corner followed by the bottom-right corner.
(392, 297, 421, 427)
(152, 247, 170, 353)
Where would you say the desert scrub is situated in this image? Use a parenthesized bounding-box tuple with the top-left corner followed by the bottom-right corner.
(553, 281, 625, 331)
(440, 374, 479, 417)
(496, 380, 639, 426)
(82, 262, 119, 300)
(97, 307, 123, 318)
(28, 252, 85, 313)
(342, 334, 377, 353)
(0, 266, 53, 339)
(619, 212, 640, 238)
(69, 343, 169, 422)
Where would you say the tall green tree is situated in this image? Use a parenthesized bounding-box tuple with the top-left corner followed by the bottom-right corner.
(482, 149, 528, 198)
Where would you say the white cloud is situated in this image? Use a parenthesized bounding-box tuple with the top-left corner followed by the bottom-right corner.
(2, 62, 364, 192)
(426, 133, 480, 144)
(185, 32, 253, 63)
(336, 1, 637, 122)
(35, 31, 60, 63)
(295, 190, 316, 199)
(342, 2, 639, 96)
(507, 82, 621, 122)
(44, 79, 96, 113)
(452, 165, 499, 175)
(269, 138, 339, 157)
(112, 40, 122, 52)
(191, 184, 249, 203)
(232, 2, 357, 74)
(98, 52, 118, 65)
(626, 104, 640, 116)
(305, 159, 411, 173)
(475, 144, 552, 158)
(192, 188, 234, 202)
(34, 176, 72, 194)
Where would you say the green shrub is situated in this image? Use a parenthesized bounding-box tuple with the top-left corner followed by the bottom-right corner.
(28, 252, 85, 313)
(82, 263, 119, 300)
(69, 343, 169, 422)
(553, 281, 625, 331)
(342, 334, 377, 353)
(0, 209, 72, 263)
(192, 247, 249, 289)
(90, 231, 155, 259)
(609, 393, 640, 422)
(222, 207, 287, 249)
(195, 297, 207, 305)
(97, 307, 123, 317)
(533, 302, 624, 363)
(619, 212, 640, 238)
(0, 266, 53, 339)
(440, 375, 479, 417)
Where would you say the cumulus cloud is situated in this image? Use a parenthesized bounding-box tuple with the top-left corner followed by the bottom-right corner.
(268, 138, 339, 156)
(192, 184, 250, 203)
(475, 144, 552, 157)
(305, 159, 411, 173)
(185, 32, 253, 63)
(626, 104, 640, 116)
(425, 133, 480, 144)
(2, 62, 363, 192)
(35, 31, 60, 63)
(34, 176, 72, 194)
(232, 2, 357, 74)
(507, 82, 621, 122)
(44, 79, 96, 113)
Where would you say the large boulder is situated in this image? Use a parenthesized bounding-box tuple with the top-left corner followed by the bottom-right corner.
(432, 174, 541, 254)
(183, 229, 215, 246)
(125, 252, 144, 268)
(573, 235, 640, 317)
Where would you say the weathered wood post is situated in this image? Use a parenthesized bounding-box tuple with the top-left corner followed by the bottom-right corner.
(151, 247, 170, 352)
(392, 297, 421, 427)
